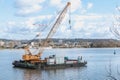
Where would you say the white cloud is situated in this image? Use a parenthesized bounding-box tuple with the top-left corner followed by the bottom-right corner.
(73, 14, 103, 21)
(73, 21, 84, 31)
(24, 15, 52, 31)
(118, 6, 120, 11)
(1, 13, 113, 39)
(50, 0, 64, 9)
(81, 9, 87, 14)
(3, 15, 53, 39)
(7, 21, 16, 26)
(17, 5, 42, 15)
(15, 0, 45, 16)
(16, 0, 45, 6)
(116, 6, 120, 12)
(50, 0, 82, 13)
(67, 14, 112, 38)
(52, 13, 111, 39)
(60, 25, 66, 33)
(70, 0, 82, 12)
(50, 0, 62, 6)
(87, 3, 93, 9)
(80, 2, 93, 14)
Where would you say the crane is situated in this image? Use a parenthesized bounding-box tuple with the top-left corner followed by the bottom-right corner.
(22, 2, 71, 62)
(33, 23, 48, 32)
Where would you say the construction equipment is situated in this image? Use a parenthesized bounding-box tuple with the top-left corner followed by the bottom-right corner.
(13, 2, 87, 69)
(22, 2, 71, 62)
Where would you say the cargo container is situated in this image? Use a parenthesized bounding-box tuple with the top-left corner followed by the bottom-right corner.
(65, 60, 78, 64)
(55, 57, 64, 64)
(47, 58, 55, 65)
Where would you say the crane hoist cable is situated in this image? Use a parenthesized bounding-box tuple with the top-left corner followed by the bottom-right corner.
(69, 3, 71, 29)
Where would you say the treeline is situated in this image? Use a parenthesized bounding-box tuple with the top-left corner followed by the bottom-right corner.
(89, 39, 120, 47)
(0, 38, 120, 48)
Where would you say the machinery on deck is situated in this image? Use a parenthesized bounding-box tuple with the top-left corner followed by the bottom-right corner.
(22, 2, 71, 63)
(12, 2, 87, 69)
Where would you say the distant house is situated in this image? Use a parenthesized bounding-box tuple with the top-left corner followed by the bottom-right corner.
(4, 41, 15, 48)
(0, 40, 5, 47)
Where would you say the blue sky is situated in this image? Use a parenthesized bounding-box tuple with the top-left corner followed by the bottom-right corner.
(0, 0, 120, 40)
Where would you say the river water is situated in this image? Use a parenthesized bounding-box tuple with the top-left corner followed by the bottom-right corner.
(0, 48, 120, 80)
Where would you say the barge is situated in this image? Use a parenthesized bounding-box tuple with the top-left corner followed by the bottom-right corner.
(12, 2, 87, 69)
(12, 55, 87, 69)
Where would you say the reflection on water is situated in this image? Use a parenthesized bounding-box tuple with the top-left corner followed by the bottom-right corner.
(23, 69, 41, 80)
(13, 67, 87, 80)
(20, 67, 87, 80)
(0, 48, 120, 80)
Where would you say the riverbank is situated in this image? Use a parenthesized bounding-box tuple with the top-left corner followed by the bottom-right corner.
(0, 38, 120, 49)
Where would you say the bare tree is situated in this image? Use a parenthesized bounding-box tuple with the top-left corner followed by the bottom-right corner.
(106, 61, 117, 80)
(110, 6, 120, 39)
(107, 5, 120, 80)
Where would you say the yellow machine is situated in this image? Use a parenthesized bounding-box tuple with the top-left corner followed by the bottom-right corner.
(22, 2, 71, 63)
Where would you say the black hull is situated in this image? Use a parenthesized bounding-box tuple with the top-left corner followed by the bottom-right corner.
(12, 60, 87, 69)
(12, 60, 37, 69)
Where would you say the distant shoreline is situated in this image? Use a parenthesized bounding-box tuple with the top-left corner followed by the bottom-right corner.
(0, 47, 120, 50)
(0, 38, 120, 49)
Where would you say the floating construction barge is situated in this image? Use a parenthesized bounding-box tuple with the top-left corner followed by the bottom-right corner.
(12, 55, 87, 69)
(12, 2, 87, 69)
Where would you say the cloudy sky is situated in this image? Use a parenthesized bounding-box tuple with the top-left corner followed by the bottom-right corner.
(0, 0, 120, 40)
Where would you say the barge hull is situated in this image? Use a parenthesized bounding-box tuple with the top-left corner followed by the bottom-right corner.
(43, 62, 87, 69)
(12, 60, 87, 69)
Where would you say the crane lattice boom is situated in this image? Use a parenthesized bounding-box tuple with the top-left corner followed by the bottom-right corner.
(22, 2, 71, 61)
